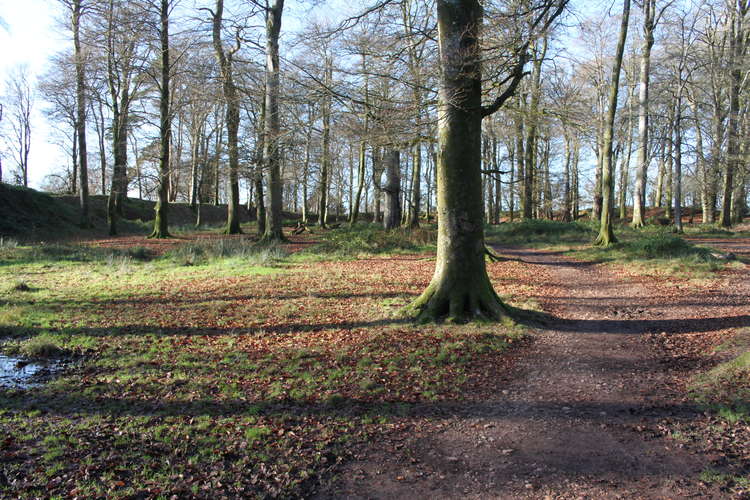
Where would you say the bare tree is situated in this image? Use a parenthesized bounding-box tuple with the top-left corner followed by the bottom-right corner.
(2, 65, 33, 188)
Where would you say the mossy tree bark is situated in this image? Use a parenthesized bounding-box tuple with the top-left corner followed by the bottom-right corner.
(409, 0, 506, 322)
(595, 0, 629, 247)
(408, 0, 565, 322)
(150, 0, 172, 239)
(262, 0, 286, 241)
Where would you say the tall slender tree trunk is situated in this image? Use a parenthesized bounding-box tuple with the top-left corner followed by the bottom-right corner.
(655, 141, 665, 209)
(721, 3, 746, 227)
(562, 133, 572, 222)
(262, 0, 286, 240)
(689, 96, 710, 224)
(631, 0, 657, 228)
(665, 105, 674, 220)
(350, 53, 369, 226)
(318, 59, 332, 229)
(619, 100, 634, 220)
(514, 97, 525, 220)
(211, 0, 241, 234)
(72, 0, 91, 228)
(673, 91, 684, 232)
(523, 38, 546, 219)
(150, 0, 172, 238)
(595, 0, 630, 247)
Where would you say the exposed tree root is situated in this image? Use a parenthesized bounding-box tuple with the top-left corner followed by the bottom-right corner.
(484, 245, 508, 262)
(593, 229, 618, 247)
(406, 275, 511, 324)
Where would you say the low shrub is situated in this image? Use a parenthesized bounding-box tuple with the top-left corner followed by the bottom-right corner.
(622, 233, 714, 261)
(165, 238, 288, 266)
(308, 224, 436, 256)
(18, 334, 66, 359)
(486, 219, 595, 245)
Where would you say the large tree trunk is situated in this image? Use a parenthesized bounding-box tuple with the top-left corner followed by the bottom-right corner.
(408, 0, 508, 322)
(262, 0, 285, 240)
(150, 0, 171, 239)
(595, 0, 630, 246)
(108, 108, 128, 235)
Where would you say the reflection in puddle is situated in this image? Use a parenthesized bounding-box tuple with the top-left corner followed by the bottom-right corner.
(0, 355, 62, 389)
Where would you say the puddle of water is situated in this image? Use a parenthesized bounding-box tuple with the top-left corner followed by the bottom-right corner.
(0, 354, 62, 389)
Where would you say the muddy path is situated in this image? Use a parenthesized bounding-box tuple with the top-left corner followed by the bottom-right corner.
(323, 246, 750, 499)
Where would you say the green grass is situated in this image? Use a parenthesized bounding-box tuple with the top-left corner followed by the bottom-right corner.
(164, 238, 289, 266)
(699, 467, 750, 490)
(0, 230, 524, 498)
(485, 219, 596, 246)
(689, 346, 750, 423)
(303, 223, 436, 258)
(568, 232, 730, 280)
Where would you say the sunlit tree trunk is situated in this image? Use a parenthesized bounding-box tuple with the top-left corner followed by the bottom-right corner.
(408, 0, 509, 322)
(631, 0, 657, 228)
(262, 0, 285, 240)
(211, 0, 241, 234)
(595, 0, 629, 247)
(71, 0, 91, 227)
(318, 57, 332, 230)
(150, 0, 172, 238)
(721, 2, 746, 227)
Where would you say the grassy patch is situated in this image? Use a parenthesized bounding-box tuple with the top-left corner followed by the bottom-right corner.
(690, 348, 750, 423)
(0, 229, 540, 498)
(485, 219, 596, 247)
(302, 223, 436, 258)
(568, 233, 729, 280)
(164, 238, 288, 266)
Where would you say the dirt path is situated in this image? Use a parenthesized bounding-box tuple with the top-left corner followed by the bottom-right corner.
(324, 246, 750, 499)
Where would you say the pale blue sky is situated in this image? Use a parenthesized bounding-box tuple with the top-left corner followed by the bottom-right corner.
(0, 0, 67, 188)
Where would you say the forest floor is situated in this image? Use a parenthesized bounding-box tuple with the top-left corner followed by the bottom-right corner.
(0, 223, 748, 499)
(326, 236, 750, 499)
